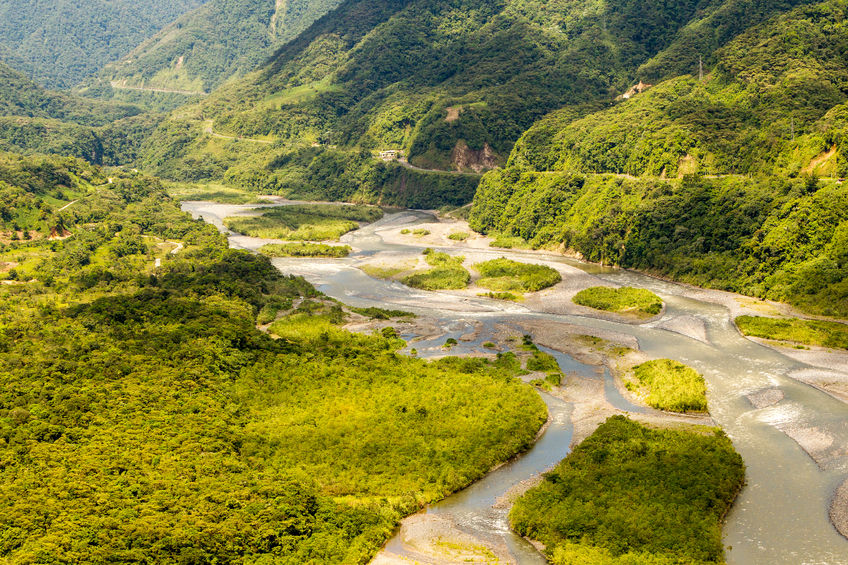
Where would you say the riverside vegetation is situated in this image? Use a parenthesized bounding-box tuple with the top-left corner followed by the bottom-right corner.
(223, 204, 383, 241)
(511, 416, 745, 565)
(736, 315, 848, 350)
(259, 242, 352, 258)
(628, 360, 709, 413)
(573, 287, 664, 318)
(0, 153, 547, 562)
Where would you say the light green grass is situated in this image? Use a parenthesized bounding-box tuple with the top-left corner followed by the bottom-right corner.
(573, 286, 663, 317)
(448, 231, 469, 241)
(489, 234, 531, 249)
(629, 359, 708, 413)
(401, 250, 470, 290)
(474, 258, 561, 292)
(225, 204, 383, 241)
(259, 242, 351, 258)
(736, 315, 848, 350)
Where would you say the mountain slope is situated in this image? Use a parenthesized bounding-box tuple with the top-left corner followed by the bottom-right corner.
(469, 0, 848, 316)
(86, 0, 344, 98)
(0, 62, 159, 165)
(0, 0, 205, 89)
(140, 0, 743, 205)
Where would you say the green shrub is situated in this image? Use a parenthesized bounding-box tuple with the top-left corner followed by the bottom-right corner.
(448, 231, 469, 241)
(736, 316, 848, 350)
(631, 359, 708, 413)
(401, 251, 470, 290)
(475, 258, 562, 292)
(573, 286, 663, 317)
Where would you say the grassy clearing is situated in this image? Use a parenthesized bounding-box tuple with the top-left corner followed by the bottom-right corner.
(259, 242, 351, 258)
(224, 204, 383, 241)
(511, 416, 745, 565)
(573, 286, 663, 317)
(489, 234, 532, 249)
(448, 231, 469, 241)
(474, 258, 561, 293)
(401, 249, 470, 290)
(628, 359, 708, 413)
(736, 315, 848, 350)
(165, 181, 263, 204)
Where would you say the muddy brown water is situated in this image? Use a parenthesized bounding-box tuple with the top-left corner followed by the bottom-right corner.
(184, 202, 848, 564)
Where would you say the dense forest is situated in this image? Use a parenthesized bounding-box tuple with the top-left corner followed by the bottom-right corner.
(86, 0, 344, 99)
(0, 153, 547, 562)
(138, 0, 766, 196)
(0, 0, 205, 89)
(469, 0, 848, 317)
(511, 416, 745, 564)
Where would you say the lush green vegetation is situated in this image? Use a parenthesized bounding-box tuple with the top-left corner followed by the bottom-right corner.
(736, 315, 848, 350)
(474, 257, 562, 293)
(260, 242, 352, 258)
(573, 286, 664, 317)
(348, 306, 415, 320)
(224, 204, 383, 241)
(87, 0, 343, 98)
(0, 152, 547, 562)
(479, 290, 522, 301)
(511, 416, 745, 565)
(0, 0, 204, 89)
(401, 249, 471, 291)
(448, 231, 469, 241)
(472, 171, 847, 317)
(468, 1, 848, 317)
(137, 0, 759, 202)
(628, 360, 708, 413)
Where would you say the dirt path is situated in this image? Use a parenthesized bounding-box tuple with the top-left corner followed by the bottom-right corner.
(203, 121, 273, 144)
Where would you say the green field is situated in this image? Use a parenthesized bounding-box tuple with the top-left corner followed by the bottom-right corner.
(736, 316, 848, 350)
(573, 286, 663, 317)
(511, 416, 745, 565)
(224, 204, 383, 241)
(474, 258, 561, 293)
(629, 359, 708, 413)
(259, 242, 351, 258)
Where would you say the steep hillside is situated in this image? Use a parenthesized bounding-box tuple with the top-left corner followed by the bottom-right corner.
(85, 0, 344, 100)
(0, 0, 205, 89)
(469, 0, 848, 316)
(0, 63, 160, 166)
(139, 0, 739, 205)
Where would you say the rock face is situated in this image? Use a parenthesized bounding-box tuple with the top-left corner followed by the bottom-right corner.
(451, 140, 498, 173)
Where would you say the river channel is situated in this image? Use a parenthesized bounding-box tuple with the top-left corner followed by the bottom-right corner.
(183, 201, 848, 565)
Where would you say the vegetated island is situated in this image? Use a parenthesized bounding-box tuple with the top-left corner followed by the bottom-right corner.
(475, 257, 562, 294)
(511, 415, 745, 565)
(224, 203, 383, 241)
(259, 242, 352, 258)
(626, 359, 709, 413)
(573, 286, 663, 318)
(736, 315, 848, 350)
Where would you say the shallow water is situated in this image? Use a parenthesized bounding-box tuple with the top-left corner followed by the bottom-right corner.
(183, 202, 848, 564)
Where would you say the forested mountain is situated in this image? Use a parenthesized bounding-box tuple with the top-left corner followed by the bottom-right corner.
(0, 0, 206, 89)
(469, 0, 848, 316)
(85, 0, 344, 100)
(140, 0, 766, 202)
(0, 152, 545, 561)
(0, 63, 159, 166)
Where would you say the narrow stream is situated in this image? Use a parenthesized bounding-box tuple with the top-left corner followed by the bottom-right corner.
(183, 202, 848, 565)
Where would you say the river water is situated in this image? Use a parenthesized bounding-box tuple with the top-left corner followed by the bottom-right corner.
(183, 202, 848, 565)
